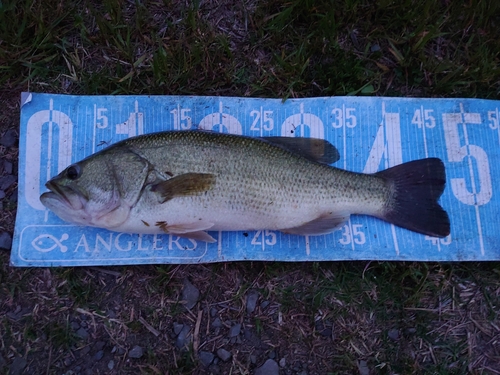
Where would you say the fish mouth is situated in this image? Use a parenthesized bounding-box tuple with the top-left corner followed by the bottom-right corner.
(42, 181, 87, 210)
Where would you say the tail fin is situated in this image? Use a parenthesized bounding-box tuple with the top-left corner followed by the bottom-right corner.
(376, 158, 450, 238)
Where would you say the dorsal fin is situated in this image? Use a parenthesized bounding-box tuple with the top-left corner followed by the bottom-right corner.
(262, 137, 340, 164)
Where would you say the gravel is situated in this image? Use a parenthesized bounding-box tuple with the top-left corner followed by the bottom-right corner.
(229, 323, 241, 337)
(128, 345, 144, 359)
(182, 278, 200, 310)
(3, 160, 12, 174)
(0, 129, 17, 147)
(175, 324, 192, 349)
(0, 175, 15, 190)
(357, 360, 370, 375)
(199, 351, 215, 367)
(76, 327, 89, 340)
(0, 232, 12, 250)
(9, 357, 27, 375)
(388, 328, 400, 341)
(255, 359, 279, 375)
(173, 322, 184, 335)
(216, 348, 232, 362)
(246, 290, 259, 313)
(93, 350, 104, 361)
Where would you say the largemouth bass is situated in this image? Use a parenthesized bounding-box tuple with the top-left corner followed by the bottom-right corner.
(40, 130, 450, 242)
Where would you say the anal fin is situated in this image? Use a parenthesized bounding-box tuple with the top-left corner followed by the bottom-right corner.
(281, 212, 349, 236)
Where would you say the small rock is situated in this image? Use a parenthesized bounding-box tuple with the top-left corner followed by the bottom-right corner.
(229, 323, 241, 337)
(246, 290, 259, 314)
(173, 322, 184, 335)
(405, 327, 417, 335)
(268, 350, 276, 359)
(9, 357, 27, 375)
(128, 345, 144, 358)
(0, 129, 17, 147)
(107, 360, 115, 370)
(93, 350, 104, 360)
(182, 279, 199, 310)
(212, 318, 222, 328)
(216, 348, 232, 362)
(0, 175, 15, 190)
(9, 188, 17, 203)
(176, 325, 192, 349)
(0, 191, 5, 199)
(0, 232, 12, 250)
(250, 355, 257, 364)
(260, 300, 270, 309)
(117, 347, 126, 355)
(279, 357, 286, 367)
(3, 161, 12, 175)
(357, 360, 370, 375)
(199, 351, 215, 367)
(79, 346, 91, 356)
(370, 44, 381, 53)
(76, 327, 89, 340)
(320, 327, 332, 337)
(388, 329, 399, 341)
(255, 359, 279, 375)
(210, 307, 218, 317)
(70, 321, 80, 330)
(93, 341, 105, 351)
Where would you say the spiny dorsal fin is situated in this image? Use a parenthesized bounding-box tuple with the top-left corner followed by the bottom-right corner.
(151, 173, 215, 203)
(261, 137, 340, 164)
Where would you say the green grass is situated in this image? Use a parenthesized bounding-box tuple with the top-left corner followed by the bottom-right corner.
(1, 0, 500, 373)
(1, 0, 499, 97)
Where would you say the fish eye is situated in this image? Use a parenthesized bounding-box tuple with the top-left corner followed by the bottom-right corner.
(66, 164, 81, 180)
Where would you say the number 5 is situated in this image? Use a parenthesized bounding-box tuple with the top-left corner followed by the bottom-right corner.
(442, 112, 492, 205)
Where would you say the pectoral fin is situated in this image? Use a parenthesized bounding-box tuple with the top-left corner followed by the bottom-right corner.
(262, 137, 340, 164)
(155, 220, 216, 243)
(151, 173, 215, 203)
(281, 212, 349, 236)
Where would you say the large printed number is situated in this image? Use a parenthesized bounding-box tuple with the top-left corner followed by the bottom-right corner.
(251, 230, 277, 247)
(331, 107, 356, 128)
(250, 109, 274, 132)
(171, 108, 192, 130)
(442, 112, 492, 206)
(411, 108, 435, 128)
(95, 108, 108, 129)
(339, 225, 366, 245)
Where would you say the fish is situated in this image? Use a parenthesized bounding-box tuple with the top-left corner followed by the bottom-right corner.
(40, 130, 450, 243)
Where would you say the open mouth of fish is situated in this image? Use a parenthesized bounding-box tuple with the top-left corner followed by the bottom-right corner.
(42, 181, 87, 211)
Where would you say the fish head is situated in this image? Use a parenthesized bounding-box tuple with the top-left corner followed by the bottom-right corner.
(40, 147, 150, 229)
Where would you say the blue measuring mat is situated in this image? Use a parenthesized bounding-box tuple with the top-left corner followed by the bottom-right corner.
(11, 93, 500, 266)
